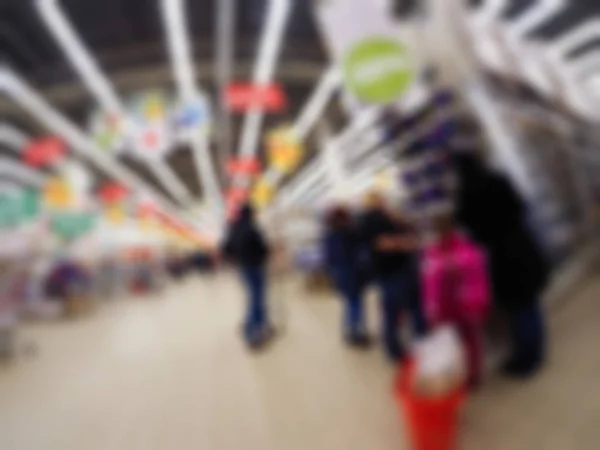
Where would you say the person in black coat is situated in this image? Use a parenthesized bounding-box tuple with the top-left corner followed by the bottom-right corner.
(222, 203, 272, 349)
(323, 205, 370, 348)
(357, 192, 427, 362)
(453, 152, 549, 377)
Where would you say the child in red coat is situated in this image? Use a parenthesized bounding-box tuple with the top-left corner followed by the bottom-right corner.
(421, 215, 491, 387)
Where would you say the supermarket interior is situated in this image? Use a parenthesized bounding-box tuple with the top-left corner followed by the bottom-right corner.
(2, 0, 600, 449)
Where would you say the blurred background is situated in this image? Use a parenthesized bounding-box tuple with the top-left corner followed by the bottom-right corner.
(1, 1, 600, 449)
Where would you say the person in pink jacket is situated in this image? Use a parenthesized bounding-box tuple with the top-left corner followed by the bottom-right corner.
(421, 215, 491, 388)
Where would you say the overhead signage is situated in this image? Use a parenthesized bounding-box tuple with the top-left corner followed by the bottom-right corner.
(226, 83, 287, 112)
(89, 109, 128, 154)
(226, 157, 262, 178)
(315, 0, 416, 105)
(23, 136, 66, 167)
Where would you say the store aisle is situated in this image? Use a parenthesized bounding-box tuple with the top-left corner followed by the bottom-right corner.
(0, 275, 401, 450)
(1, 274, 600, 450)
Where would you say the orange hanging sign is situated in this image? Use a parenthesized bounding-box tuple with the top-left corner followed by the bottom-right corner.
(266, 127, 303, 173)
(43, 177, 72, 209)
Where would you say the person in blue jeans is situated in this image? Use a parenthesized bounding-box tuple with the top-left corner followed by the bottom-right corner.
(222, 203, 272, 350)
(358, 192, 427, 362)
(323, 205, 370, 348)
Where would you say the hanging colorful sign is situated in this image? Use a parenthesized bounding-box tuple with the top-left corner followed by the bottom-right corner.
(266, 127, 303, 174)
(61, 161, 92, 209)
(173, 92, 212, 142)
(0, 189, 43, 228)
(315, 0, 416, 105)
(0, 192, 24, 228)
(50, 211, 97, 241)
(21, 189, 41, 221)
(128, 90, 174, 161)
(23, 136, 66, 167)
(251, 178, 276, 209)
(106, 205, 126, 225)
(99, 182, 128, 205)
(226, 83, 287, 112)
(89, 110, 128, 154)
(43, 177, 72, 210)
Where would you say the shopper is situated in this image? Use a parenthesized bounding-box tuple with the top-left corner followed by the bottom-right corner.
(323, 205, 370, 348)
(358, 192, 427, 362)
(453, 152, 549, 378)
(222, 203, 273, 350)
(421, 214, 491, 388)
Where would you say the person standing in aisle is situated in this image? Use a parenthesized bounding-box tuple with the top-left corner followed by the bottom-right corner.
(323, 205, 371, 348)
(358, 192, 427, 362)
(222, 203, 273, 350)
(421, 214, 491, 388)
(452, 151, 549, 378)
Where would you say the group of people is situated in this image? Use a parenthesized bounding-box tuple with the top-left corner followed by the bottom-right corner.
(223, 149, 549, 384)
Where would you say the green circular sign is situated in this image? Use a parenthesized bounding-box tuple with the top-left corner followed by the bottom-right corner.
(342, 37, 414, 105)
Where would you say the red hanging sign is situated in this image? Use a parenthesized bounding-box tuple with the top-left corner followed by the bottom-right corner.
(226, 157, 262, 178)
(225, 83, 287, 112)
(23, 137, 66, 167)
(98, 183, 128, 205)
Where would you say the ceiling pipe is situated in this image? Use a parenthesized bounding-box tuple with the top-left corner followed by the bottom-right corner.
(0, 158, 46, 187)
(215, 0, 236, 174)
(0, 123, 30, 150)
(234, 0, 292, 188)
(160, 0, 224, 219)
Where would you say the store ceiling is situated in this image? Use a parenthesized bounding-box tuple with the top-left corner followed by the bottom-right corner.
(0, 0, 336, 200)
(1, 0, 600, 203)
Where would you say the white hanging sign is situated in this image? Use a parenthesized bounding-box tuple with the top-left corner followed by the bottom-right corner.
(314, 0, 416, 106)
(173, 92, 212, 143)
(128, 90, 175, 161)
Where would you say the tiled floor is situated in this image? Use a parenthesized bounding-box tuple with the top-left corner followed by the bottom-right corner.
(0, 273, 599, 450)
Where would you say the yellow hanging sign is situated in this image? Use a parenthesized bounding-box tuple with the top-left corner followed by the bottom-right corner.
(252, 178, 276, 208)
(43, 177, 72, 209)
(266, 127, 303, 174)
(106, 205, 126, 225)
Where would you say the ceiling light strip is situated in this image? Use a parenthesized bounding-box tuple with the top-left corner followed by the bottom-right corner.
(0, 123, 30, 151)
(234, 0, 291, 187)
(160, 0, 224, 215)
(0, 158, 47, 187)
(215, 0, 236, 170)
(292, 66, 342, 140)
(507, 0, 566, 37)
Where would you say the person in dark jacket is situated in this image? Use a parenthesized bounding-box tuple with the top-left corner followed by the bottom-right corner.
(358, 192, 427, 361)
(222, 203, 272, 349)
(323, 205, 370, 348)
(453, 152, 549, 377)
